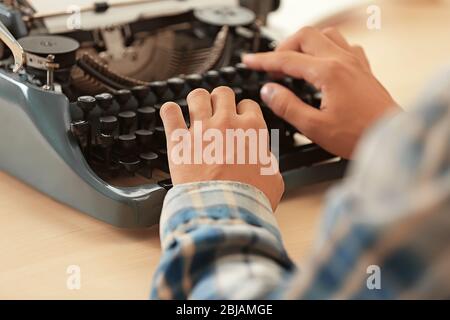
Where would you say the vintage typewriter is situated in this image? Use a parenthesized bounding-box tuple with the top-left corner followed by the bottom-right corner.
(0, 0, 347, 227)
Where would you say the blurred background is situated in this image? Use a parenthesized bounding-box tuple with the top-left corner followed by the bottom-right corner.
(267, 0, 450, 109)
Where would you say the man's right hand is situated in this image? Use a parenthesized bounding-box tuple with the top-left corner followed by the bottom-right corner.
(243, 27, 400, 159)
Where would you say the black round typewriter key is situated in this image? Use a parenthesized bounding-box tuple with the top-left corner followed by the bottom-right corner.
(135, 129, 154, 152)
(140, 152, 159, 168)
(131, 85, 151, 105)
(219, 66, 237, 83)
(70, 120, 90, 137)
(167, 77, 186, 99)
(233, 87, 244, 102)
(119, 158, 141, 176)
(204, 70, 220, 87)
(99, 116, 118, 135)
(118, 134, 137, 154)
(236, 63, 252, 80)
(292, 78, 307, 91)
(70, 120, 92, 158)
(137, 106, 156, 130)
(139, 152, 159, 179)
(177, 99, 189, 116)
(95, 93, 114, 114)
(98, 133, 115, 169)
(154, 126, 167, 148)
(118, 111, 137, 135)
(114, 89, 132, 110)
(150, 81, 168, 101)
(156, 148, 169, 172)
(185, 74, 203, 89)
(99, 133, 114, 147)
(77, 96, 96, 120)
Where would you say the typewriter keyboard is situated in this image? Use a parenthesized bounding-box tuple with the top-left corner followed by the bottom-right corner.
(69, 64, 323, 186)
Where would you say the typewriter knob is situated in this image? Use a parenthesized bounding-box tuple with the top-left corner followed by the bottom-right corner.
(150, 81, 168, 101)
(99, 116, 118, 135)
(114, 89, 132, 110)
(204, 70, 220, 87)
(95, 93, 114, 114)
(167, 78, 186, 99)
(131, 85, 151, 105)
(219, 66, 237, 83)
(185, 74, 203, 89)
(77, 96, 96, 120)
(236, 63, 252, 80)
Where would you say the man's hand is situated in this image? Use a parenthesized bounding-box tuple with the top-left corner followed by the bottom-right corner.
(160, 87, 284, 210)
(243, 27, 400, 159)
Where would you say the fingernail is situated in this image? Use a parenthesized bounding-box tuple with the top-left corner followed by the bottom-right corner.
(241, 53, 255, 63)
(261, 84, 275, 104)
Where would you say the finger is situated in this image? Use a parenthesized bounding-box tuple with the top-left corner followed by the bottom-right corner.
(275, 26, 343, 57)
(236, 99, 263, 117)
(351, 45, 371, 70)
(187, 88, 212, 122)
(160, 102, 187, 136)
(260, 83, 323, 139)
(322, 27, 352, 51)
(210, 86, 237, 117)
(243, 51, 324, 86)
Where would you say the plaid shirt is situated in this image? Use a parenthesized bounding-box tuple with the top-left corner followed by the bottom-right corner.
(151, 72, 450, 300)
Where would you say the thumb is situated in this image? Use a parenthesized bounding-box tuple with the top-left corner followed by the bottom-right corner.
(260, 83, 322, 138)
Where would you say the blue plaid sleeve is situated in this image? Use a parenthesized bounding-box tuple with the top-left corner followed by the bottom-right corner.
(151, 72, 450, 300)
(151, 181, 295, 300)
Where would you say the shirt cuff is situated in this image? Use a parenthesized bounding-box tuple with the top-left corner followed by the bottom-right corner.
(159, 181, 281, 249)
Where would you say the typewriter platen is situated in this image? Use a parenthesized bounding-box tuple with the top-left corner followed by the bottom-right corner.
(0, 0, 347, 227)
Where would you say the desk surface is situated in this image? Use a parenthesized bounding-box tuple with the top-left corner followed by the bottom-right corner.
(1, 0, 450, 299)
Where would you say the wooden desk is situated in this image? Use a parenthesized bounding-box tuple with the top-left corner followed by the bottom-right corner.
(1, 0, 450, 299)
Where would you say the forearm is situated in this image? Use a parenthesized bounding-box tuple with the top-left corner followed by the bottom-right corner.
(151, 181, 295, 300)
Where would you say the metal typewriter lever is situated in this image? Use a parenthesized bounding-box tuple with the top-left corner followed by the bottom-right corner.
(0, 20, 25, 73)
